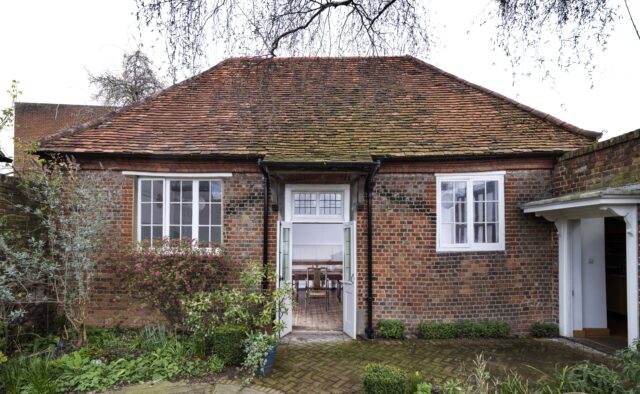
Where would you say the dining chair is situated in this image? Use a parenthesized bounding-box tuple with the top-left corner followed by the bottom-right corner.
(305, 267, 329, 312)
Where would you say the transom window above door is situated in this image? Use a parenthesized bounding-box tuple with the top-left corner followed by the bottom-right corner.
(138, 178, 223, 245)
(286, 185, 350, 222)
(293, 191, 343, 217)
(435, 172, 505, 252)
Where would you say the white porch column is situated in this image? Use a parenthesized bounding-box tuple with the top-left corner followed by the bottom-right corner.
(556, 219, 574, 337)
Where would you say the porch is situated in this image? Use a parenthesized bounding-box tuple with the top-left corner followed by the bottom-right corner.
(523, 184, 640, 347)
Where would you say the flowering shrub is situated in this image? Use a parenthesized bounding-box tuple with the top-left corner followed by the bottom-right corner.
(115, 239, 225, 327)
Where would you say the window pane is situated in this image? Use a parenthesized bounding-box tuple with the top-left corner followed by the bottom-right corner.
(294, 192, 316, 215)
(153, 202, 163, 224)
(182, 204, 192, 225)
(487, 202, 498, 222)
(441, 223, 453, 244)
(141, 203, 151, 225)
(474, 224, 485, 243)
(441, 182, 454, 201)
(474, 202, 485, 222)
(454, 182, 466, 202)
(211, 203, 222, 225)
(141, 181, 152, 202)
(152, 226, 163, 240)
(487, 223, 498, 243)
(486, 181, 497, 200)
(182, 181, 192, 202)
(199, 204, 210, 225)
(181, 227, 192, 239)
(199, 181, 210, 203)
(198, 226, 209, 243)
(211, 227, 222, 244)
(473, 182, 485, 202)
(153, 180, 163, 202)
(455, 224, 467, 243)
(170, 204, 180, 224)
(319, 192, 342, 215)
(170, 181, 181, 202)
(141, 226, 151, 240)
(211, 181, 222, 202)
(455, 202, 466, 222)
(441, 203, 454, 222)
(169, 226, 180, 239)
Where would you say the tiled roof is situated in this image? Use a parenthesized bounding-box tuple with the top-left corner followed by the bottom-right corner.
(14, 102, 115, 169)
(39, 56, 598, 162)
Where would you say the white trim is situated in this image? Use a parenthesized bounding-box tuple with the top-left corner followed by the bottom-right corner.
(284, 184, 351, 222)
(435, 173, 506, 252)
(123, 171, 232, 178)
(435, 170, 506, 178)
(524, 197, 640, 214)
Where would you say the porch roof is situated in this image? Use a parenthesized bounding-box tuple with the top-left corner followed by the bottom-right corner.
(522, 184, 640, 219)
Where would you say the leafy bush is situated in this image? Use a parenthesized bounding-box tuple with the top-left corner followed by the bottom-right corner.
(562, 361, 627, 394)
(377, 320, 405, 339)
(530, 322, 559, 338)
(415, 382, 432, 393)
(617, 339, 640, 391)
(212, 324, 247, 366)
(115, 239, 225, 326)
(243, 332, 277, 378)
(417, 321, 510, 339)
(418, 322, 458, 339)
(362, 363, 408, 394)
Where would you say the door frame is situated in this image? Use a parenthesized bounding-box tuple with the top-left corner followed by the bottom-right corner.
(554, 206, 639, 346)
(279, 183, 356, 337)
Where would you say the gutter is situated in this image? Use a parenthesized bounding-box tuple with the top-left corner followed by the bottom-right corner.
(258, 159, 270, 290)
(365, 160, 381, 339)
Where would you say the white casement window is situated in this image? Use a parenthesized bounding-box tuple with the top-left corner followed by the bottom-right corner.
(436, 172, 505, 252)
(137, 178, 223, 245)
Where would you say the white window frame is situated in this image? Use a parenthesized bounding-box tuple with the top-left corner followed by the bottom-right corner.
(136, 177, 224, 244)
(435, 171, 505, 252)
(284, 184, 350, 222)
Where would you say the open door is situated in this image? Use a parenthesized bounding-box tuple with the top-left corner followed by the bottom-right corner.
(276, 221, 293, 336)
(343, 221, 357, 338)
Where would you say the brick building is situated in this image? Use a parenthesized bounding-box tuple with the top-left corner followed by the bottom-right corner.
(32, 56, 639, 346)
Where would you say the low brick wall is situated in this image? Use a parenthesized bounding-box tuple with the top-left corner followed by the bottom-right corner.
(553, 129, 640, 195)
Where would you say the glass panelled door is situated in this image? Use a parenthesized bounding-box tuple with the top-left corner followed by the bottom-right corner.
(276, 221, 293, 336)
(343, 221, 357, 338)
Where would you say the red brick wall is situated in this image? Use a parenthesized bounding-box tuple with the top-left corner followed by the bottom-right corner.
(80, 160, 271, 326)
(356, 170, 558, 336)
(77, 155, 561, 335)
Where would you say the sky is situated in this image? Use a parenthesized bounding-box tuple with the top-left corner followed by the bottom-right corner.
(1, 0, 639, 164)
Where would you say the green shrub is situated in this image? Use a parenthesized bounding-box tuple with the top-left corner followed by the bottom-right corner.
(418, 322, 458, 339)
(617, 339, 640, 391)
(417, 321, 511, 339)
(563, 361, 627, 394)
(530, 322, 559, 338)
(362, 363, 408, 394)
(377, 320, 405, 339)
(476, 321, 510, 338)
(415, 382, 432, 393)
(212, 325, 247, 366)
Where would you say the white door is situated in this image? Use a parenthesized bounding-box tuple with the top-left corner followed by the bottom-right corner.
(276, 221, 293, 336)
(343, 221, 357, 338)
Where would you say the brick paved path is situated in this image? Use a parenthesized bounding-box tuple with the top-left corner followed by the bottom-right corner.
(257, 338, 612, 394)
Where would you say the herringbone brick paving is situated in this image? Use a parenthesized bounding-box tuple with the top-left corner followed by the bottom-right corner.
(257, 338, 611, 393)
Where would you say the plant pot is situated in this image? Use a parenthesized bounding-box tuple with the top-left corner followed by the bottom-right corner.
(258, 344, 278, 376)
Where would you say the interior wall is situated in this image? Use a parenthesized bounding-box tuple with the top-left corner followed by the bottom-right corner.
(580, 218, 608, 329)
(292, 223, 343, 263)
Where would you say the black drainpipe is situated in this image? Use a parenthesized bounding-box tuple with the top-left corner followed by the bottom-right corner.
(365, 160, 381, 339)
(258, 159, 270, 290)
